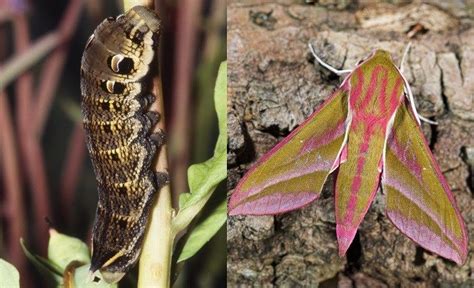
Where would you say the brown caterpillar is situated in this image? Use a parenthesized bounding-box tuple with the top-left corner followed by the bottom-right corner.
(80, 6, 168, 283)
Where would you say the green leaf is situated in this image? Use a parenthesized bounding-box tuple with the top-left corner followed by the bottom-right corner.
(179, 193, 192, 208)
(22, 230, 92, 286)
(177, 199, 227, 262)
(181, 60, 227, 209)
(21, 238, 63, 283)
(172, 61, 227, 234)
(48, 229, 91, 271)
(0, 258, 20, 288)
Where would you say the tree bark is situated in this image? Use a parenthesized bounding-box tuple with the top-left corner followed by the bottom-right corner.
(227, 1, 474, 287)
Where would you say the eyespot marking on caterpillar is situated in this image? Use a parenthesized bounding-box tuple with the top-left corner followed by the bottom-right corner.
(100, 80, 126, 94)
(131, 30, 145, 45)
(108, 54, 134, 74)
(129, 21, 148, 45)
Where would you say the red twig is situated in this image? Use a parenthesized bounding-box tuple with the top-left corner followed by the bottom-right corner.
(13, 12, 51, 254)
(0, 92, 29, 286)
(22, 0, 82, 252)
(59, 123, 86, 225)
(34, 0, 82, 136)
(169, 0, 203, 203)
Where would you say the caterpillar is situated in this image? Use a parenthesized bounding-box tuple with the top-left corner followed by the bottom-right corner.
(80, 6, 168, 283)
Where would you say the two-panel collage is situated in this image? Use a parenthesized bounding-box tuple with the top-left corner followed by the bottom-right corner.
(0, 0, 473, 287)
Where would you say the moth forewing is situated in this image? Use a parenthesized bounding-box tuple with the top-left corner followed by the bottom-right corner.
(381, 102, 399, 172)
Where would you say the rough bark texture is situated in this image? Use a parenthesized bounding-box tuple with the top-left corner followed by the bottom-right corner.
(227, 1, 474, 287)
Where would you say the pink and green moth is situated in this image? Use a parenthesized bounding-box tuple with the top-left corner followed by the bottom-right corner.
(228, 43, 468, 265)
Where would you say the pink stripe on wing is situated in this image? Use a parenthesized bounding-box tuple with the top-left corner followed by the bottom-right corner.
(344, 123, 379, 223)
(349, 69, 364, 107)
(336, 224, 358, 256)
(387, 211, 463, 264)
(378, 68, 389, 114)
(243, 159, 334, 199)
(230, 191, 319, 215)
(355, 66, 384, 112)
(387, 77, 403, 113)
(383, 176, 464, 251)
(299, 118, 346, 154)
(386, 135, 424, 187)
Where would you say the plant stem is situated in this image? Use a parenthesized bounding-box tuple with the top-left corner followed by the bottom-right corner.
(34, 0, 82, 136)
(0, 33, 59, 91)
(137, 74, 174, 287)
(138, 183, 173, 287)
(0, 92, 29, 286)
(120, 1, 174, 286)
(59, 124, 86, 226)
(169, 0, 204, 202)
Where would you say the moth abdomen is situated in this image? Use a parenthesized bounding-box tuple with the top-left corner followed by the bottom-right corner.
(80, 5, 164, 283)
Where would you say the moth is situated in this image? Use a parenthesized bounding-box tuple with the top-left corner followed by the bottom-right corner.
(229, 44, 468, 264)
(80, 6, 168, 283)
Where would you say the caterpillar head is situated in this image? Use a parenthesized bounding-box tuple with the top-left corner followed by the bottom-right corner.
(89, 245, 141, 284)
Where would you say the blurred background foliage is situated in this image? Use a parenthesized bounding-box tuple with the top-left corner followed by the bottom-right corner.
(0, 0, 226, 286)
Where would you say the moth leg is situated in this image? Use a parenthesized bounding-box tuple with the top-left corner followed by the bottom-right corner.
(308, 43, 352, 75)
(155, 171, 170, 190)
(143, 93, 156, 107)
(142, 138, 157, 168)
(145, 111, 160, 128)
(150, 129, 166, 147)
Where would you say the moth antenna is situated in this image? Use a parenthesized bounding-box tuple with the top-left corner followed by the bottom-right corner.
(418, 115, 438, 125)
(398, 43, 436, 124)
(400, 75, 421, 125)
(398, 68, 438, 125)
(308, 43, 352, 75)
(400, 42, 412, 72)
(397, 48, 422, 126)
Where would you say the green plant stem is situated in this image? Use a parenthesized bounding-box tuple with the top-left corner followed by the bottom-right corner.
(137, 185, 173, 287)
(171, 184, 216, 235)
(137, 75, 174, 287)
(122, 1, 174, 286)
(136, 47, 174, 288)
